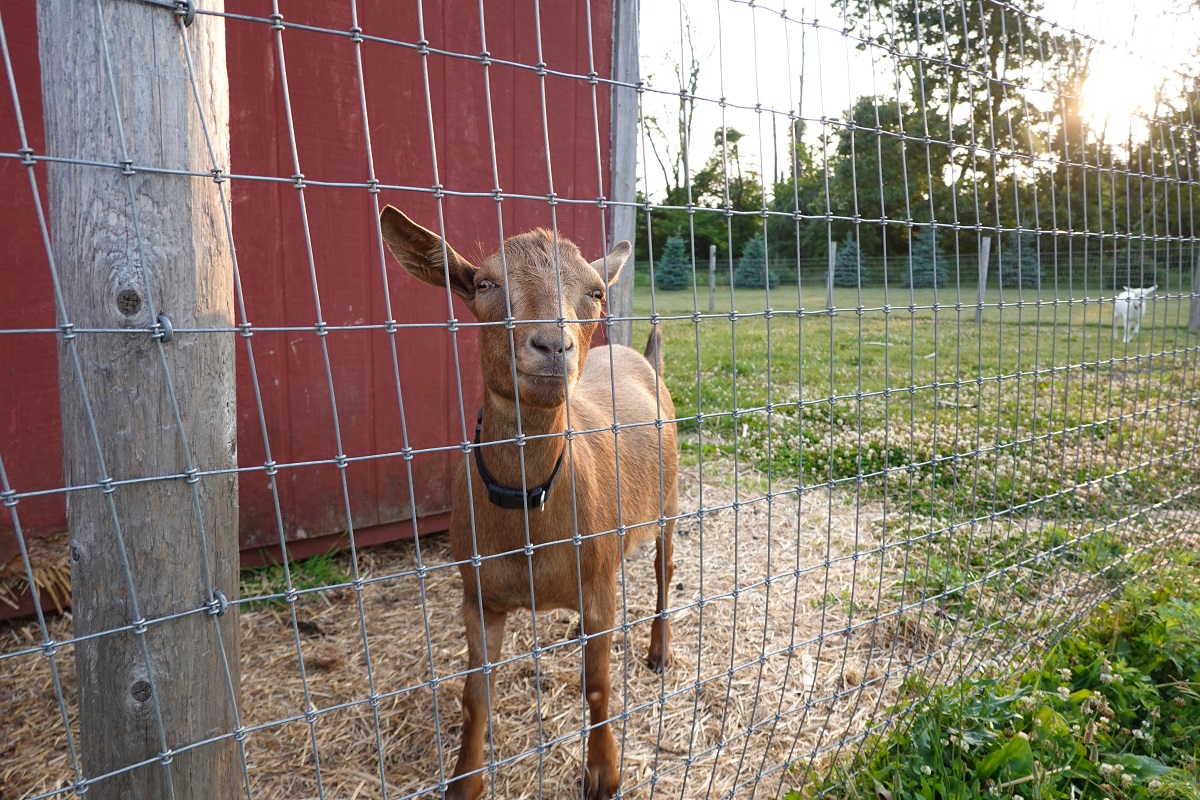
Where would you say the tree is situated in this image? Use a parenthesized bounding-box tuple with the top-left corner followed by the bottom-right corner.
(997, 229, 1042, 288)
(733, 232, 779, 289)
(825, 97, 955, 257)
(654, 234, 692, 291)
(641, 9, 704, 201)
(767, 140, 833, 267)
(904, 229, 948, 289)
(833, 237, 863, 287)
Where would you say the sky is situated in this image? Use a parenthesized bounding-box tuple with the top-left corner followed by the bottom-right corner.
(636, 0, 1200, 200)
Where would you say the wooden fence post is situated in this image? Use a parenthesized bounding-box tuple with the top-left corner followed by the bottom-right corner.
(608, 0, 639, 346)
(826, 241, 837, 311)
(1190, 251, 1200, 336)
(38, 1, 239, 798)
(976, 236, 992, 326)
(708, 244, 717, 312)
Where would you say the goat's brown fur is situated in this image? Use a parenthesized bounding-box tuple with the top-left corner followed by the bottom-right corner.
(380, 207, 679, 800)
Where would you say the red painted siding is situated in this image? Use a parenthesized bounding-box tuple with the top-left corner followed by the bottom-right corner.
(0, 1, 614, 572)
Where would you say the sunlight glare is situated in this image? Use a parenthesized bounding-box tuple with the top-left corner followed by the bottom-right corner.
(1080, 52, 1160, 145)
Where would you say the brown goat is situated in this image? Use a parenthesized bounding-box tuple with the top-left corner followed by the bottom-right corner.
(380, 207, 679, 800)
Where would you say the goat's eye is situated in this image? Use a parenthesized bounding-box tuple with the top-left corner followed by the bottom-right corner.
(477, 279, 497, 292)
(589, 289, 604, 301)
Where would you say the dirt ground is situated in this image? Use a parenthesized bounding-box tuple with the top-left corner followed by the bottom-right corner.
(1, 464, 1116, 800)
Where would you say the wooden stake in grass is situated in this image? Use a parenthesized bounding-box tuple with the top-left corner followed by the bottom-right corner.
(38, 1, 240, 797)
(976, 236, 992, 326)
(709, 244, 717, 313)
(1189, 251, 1199, 336)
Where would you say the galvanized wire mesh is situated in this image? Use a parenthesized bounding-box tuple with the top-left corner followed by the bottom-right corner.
(2, 1, 1199, 799)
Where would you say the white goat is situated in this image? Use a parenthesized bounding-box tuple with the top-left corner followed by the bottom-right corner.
(1112, 285, 1156, 343)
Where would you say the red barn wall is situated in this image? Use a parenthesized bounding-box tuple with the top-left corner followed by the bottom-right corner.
(0, 1, 614, 579)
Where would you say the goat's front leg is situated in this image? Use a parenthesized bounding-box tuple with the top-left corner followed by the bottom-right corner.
(648, 518, 675, 672)
(581, 582, 619, 800)
(448, 597, 507, 800)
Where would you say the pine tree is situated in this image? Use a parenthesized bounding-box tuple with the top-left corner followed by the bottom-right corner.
(997, 229, 1042, 288)
(732, 233, 779, 289)
(832, 237, 862, 287)
(654, 234, 692, 291)
(903, 229, 948, 289)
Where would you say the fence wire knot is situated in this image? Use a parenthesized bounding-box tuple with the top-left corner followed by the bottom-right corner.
(206, 590, 228, 616)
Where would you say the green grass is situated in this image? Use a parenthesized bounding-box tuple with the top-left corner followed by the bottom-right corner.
(240, 551, 351, 610)
(796, 552, 1200, 800)
(632, 285, 1198, 643)
(632, 286, 1200, 523)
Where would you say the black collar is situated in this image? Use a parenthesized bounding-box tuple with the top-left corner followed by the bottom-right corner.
(473, 408, 566, 511)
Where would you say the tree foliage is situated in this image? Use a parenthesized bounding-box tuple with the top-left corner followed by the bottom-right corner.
(633, 0, 1197, 289)
(733, 233, 779, 289)
(904, 229, 948, 289)
(654, 234, 692, 291)
(997, 229, 1042, 288)
(832, 237, 862, 287)
(636, 127, 764, 266)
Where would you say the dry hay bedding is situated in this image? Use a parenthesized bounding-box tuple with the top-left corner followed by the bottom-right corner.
(4, 465, 1018, 800)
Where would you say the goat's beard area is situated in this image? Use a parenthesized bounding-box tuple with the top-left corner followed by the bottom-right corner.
(514, 370, 576, 408)
(479, 330, 582, 409)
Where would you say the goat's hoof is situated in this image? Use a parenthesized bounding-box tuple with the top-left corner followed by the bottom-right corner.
(444, 774, 483, 800)
(646, 649, 672, 673)
(584, 761, 619, 800)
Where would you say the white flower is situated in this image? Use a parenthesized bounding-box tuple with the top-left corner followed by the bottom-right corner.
(1059, 668, 1073, 681)
(1121, 774, 1133, 788)
(920, 765, 932, 775)
(1057, 686, 1071, 701)
(1150, 779, 1163, 790)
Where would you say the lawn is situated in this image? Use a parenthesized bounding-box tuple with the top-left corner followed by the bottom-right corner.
(630, 285, 1200, 522)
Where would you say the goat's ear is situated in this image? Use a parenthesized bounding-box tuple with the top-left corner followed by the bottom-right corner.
(591, 240, 632, 286)
(380, 206, 478, 306)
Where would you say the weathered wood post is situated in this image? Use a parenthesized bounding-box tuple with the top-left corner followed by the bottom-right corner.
(608, 0, 639, 346)
(708, 244, 717, 312)
(38, 1, 239, 798)
(976, 236, 992, 326)
(1189, 251, 1200, 336)
(826, 240, 837, 311)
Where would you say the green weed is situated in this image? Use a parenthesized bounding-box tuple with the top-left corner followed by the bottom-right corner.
(792, 553, 1200, 799)
(240, 550, 351, 610)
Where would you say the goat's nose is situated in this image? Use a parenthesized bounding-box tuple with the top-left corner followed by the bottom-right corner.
(528, 331, 575, 355)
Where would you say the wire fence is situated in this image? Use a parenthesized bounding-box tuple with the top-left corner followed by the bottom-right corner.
(2, 1, 1199, 800)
